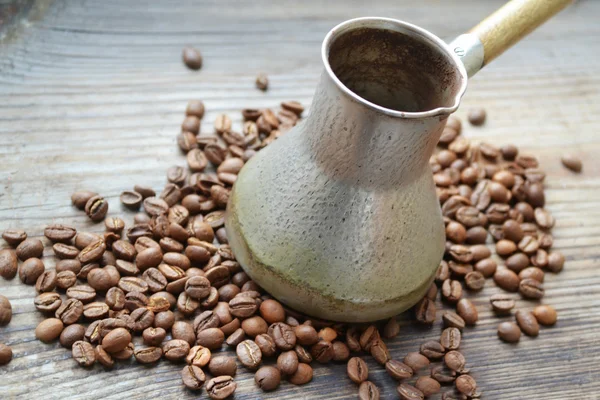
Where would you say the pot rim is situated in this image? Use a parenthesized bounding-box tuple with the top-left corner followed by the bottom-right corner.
(322, 17, 468, 119)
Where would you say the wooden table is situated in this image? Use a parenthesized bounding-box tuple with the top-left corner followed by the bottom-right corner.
(1, 0, 599, 399)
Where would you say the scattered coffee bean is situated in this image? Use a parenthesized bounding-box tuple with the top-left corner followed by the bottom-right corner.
(456, 299, 478, 325)
(206, 375, 237, 399)
(358, 381, 380, 400)
(442, 312, 465, 330)
(208, 355, 237, 377)
(490, 293, 515, 314)
(181, 365, 206, 390)
(0, 295, 11, 326)
(415, 376, 441, 397)
(444, 350, 467, 372)
(35, 318, 64, 343)
(519, 278, 545, 299)
(385, 359, 413, 380)
(255, 366, 280, 391)
(533, 305, 557, 325)
(516, 310, 540, 336)
(347, 357, 369, 383)
(397, 383, 425, 400)
(0, 249, 18, 279)
(16, 238, 44, 261)
(420, 340, 445, 360)
(455, 374, 477, 397)
(404, 352, 430, 372)
(289, 363, 313, 385)
(20, 257, 45, 285)
(497, 321, 521, 342)
(182, 46, 203, 70)
(72, 340, 96, 367)
(237, 339, 262, 369)
(85, 195, 108, 222)
(561, 154, 582, 172)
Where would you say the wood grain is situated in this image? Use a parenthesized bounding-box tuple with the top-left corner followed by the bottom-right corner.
(469, 0, 572, 65)
(1, 0, 599, 399)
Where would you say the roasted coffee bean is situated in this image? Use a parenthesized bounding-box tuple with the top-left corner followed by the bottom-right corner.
(85, 195, 109, 221)
(154, 308, 175, 330)
(56, 297, 83, 325)
(534, 305, 557, 325)
(171, 321, 195, 346)
(385, 359, 413, 380)
(112, 240, 137, 261)
(464, 271, 485, 291)
(78, 240, 106, 264)
(35, 292, 62, 313)
(163, 339, 191, 361)
(442, 279, 462, 303)
(440, 327, 461, 350)
(228, 295, 257, 318)
(268, 322, 296, 350)
(141, 326, 166, 346)
(255, 366, 281, 392)
(142, 268, 167, 293)
(72, 340, 96, 367)
(185, 100, 205, 119)
(546, 251, 565, 273)
(0, 249, 18, 279)
(94, 345, 114, 368)
(59, 324, 86, 349)
(442, 312, 465, 330)
(431, 365, 457, 384)
(19, 256, 45, 285)
(221, 318, 241, 337)
(146, 294, 171, 312)
(124, 291, 147, 311)
(332, 341, 350, 361)
(205, 266, 230, 289)
(134, 346, 162, 364)
(255, 333, 277, 357)
(118, 277, 148, 293)
(494, 268, 520, 292)
(181, 365, 206, 391)
(74, 232, 102, 250)
(404, 352, 430, 373)
(44, 224, 77, 243)
(516, 310, 540, 336)
(415, 376, 441, 397)
(72, 190, 98, 210)
(184, 275, 210, 299)
(206, 375, 237, 399)
(201, 286, 219, 309)
(0, 295, 12, 326)
(561, 154, 583, 172)
(242, 316, 268, 338)
(465, 227, 488, 245)
(130, 308, 154, 331)
(420, 340, 446, 360)
(505, 252, 530, 273)
(187, 345, 212, 368)
(197, 327, 225, 350)
(67, 285, 96, 303)
(277, 350, 299, 375)
(289, 363, 313, 385)
(456, 299, 478, 325)
(83, 302, 109, 320)
(35, 318, 64, 343)
(489, 293, 515, 314)
(358, 381, 380, 400)
(255, 73, 269, 91)
(55, 270, 76, 290)
(187, 149, 208, 172)
(444, 350, 467, 372)
(16, 238, 44, 261)
(519, 278, 545, 299)
(346, 357, 370, 385)
(237, 339, 262, 369)
(455, 375, 477, 397)
(101, 327, 131, 353)
(497, 321, 521, 342)
(415, 297, 436, 324)
(2, 229, 27, 247)
(382, 318, 400, 339)
(397, 383, 425, 400)
(182, 46, 202, 70)
(519, 266, 545, 283)
(35, 270, 57, 293)
(310, 340, 333, 363)
(193, 310, 220, 334)
(258, 299, 285, 324)
(358, 325, 380, 352)
(218, 284, 240, 303)
(111, 342, 134, 360)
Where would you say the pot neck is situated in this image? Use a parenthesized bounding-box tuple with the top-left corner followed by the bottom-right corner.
(300, 72, 446, 190)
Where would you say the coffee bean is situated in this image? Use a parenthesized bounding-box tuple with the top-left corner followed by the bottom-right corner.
(85, 195, 108, 221)
(255, 73, 269, 91)
(266, 322, 296, 351)
(0, 295, 12, 326)
(2, 229, 27, 247)
(255, 333, 277, 357)
(170, 321, 195, 346)
(206, 375, 237, 399)
(237, 339, 262, 369)
(44, 224, 77, 243)
(20, 258, 45, 285)
(241, 316, 267, 338)
(102, 327, 131, 353)
(83, 302, 109, 320)
(382, 318, 400, 339)
(255, 366, 281, 392)
(497, 321, 521, 342)
(505, 252, 530, 273)
(67, 284, 96, 303)
(111, 342, 134, 360)
(440, 327, 461, 350)
(0, 249, 18, 279)
(415, 297, 436, 324)
(197, 327, 225, 350)
(516, 310, 540, 336)
(163, 339, 191, 361)
(347, 356, 369, 383)
(35, 292, 62, 313)
(494, 268, 520, 292)
(59, 324, 85, 349)
(142, 327, 166, 346)
(456, 299, 478, 325)
(415, 376, 441, 397)
(431, 365, 457, 384)
(464, 271, 485, 291)
(496, 239, 517, 257)
(359, 325, 381, 351)
(78, 240, 106, 264)
(357, 381, 380, 400)
(71, 190, 97, 209)
(181, 365, 206, 391)
(397, 383, 425, 400)
(442, 279, 462, 303)
(403, 352, 430, 373)
(444, 350, 467, 372)
(276, 350, 299, 376)
(294, 344, 312, 364)
(36, 270, 57, 293)
(36, 318, 64, 343)
(519, 278, 545, 299)
(289, 363, 313, 385)
(118, 276, 149, 294)
(561, 154, 582, 172)
(131, 346, 162, 364)
(435, 261, 450, 284)
(193, 310, 220, 334)
(52, 243, 79, 260)
(441, 312, 465, 330)
(467, 227, 489, 245)
(16, 238, 44, 261)
(420, 340, 445, 360)
(182, 46, 202, 70)
(257, 299, 285, 324)
(117, 190, 143, 211)
(0, 344, 12, 365)
(130, 308, 154, 331)
(72, 340, 96, 367)
(385, 359, 413, 380)
(332, 341, 350, 362)
(369, 339, 390, 365)
(490, 293, 515, 314)
(455, 375, 477, 397)
(92, 345, 113, 368)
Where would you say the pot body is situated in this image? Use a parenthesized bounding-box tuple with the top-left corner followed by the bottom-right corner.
(225, 70, 447, 322)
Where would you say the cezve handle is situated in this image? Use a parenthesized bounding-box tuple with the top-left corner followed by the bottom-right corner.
(451, 0, 572, 77)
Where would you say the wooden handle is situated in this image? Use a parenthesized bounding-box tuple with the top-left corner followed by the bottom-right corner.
(469, 0, 572, 65)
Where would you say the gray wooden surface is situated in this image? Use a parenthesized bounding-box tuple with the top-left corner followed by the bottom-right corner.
(1, 0, 599, 399)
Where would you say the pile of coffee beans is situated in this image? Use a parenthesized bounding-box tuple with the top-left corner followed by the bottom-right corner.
(0, 103, 568, 399)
